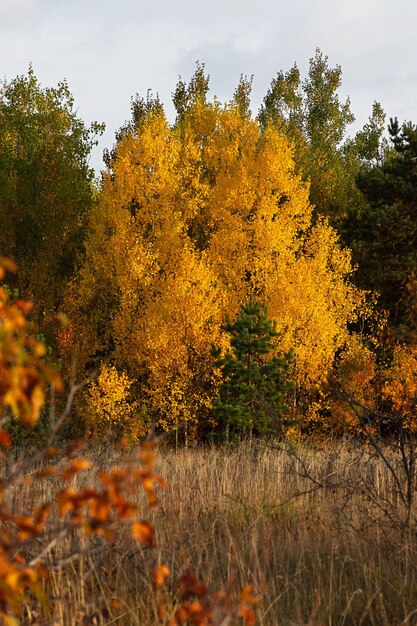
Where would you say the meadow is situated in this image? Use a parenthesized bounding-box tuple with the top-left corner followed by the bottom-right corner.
(11, 439, 417, 626)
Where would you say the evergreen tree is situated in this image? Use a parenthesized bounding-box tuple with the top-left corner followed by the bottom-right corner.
(345, 117, 417, 329)
(213, 300, 293, 435)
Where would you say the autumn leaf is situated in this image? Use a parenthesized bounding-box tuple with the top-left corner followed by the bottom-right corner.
(180, 573, 208, 600)
(60, 458, 93, 481)
(131, 520, 154, 546)
(153, 564, 170, 588)
(0, 429, 11, 448)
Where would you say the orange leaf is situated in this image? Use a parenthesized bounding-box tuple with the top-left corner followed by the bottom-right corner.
(131, 521, 154, 546)
(0, 257, 17, 273)
(239, 585, 259, 605)
(75, 458, 92, 470)
(36, 466, 57, 478)
(0, 429, 11, 448)
(3, 615, 19, 626)
(45, 447, 60, 458)
(89, 499, 111, 523)
(237, 606, 256, 626)
(180, 573, 208, 600)
(153, 564, 170, 588)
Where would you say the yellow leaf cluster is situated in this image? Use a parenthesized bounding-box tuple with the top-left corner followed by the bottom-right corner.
(84, 364, 148, 440)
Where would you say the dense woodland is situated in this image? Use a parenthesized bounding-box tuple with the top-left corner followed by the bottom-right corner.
(1, 50, 417, 444)
(3, 49, 417, 626)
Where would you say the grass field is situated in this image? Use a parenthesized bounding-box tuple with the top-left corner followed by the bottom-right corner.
(13, 439, 417, 625)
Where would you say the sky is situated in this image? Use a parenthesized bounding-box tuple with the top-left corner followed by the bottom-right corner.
(1, 0, 416, 174)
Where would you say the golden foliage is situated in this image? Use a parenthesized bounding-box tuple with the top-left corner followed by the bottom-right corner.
(327, 336, 377, 433)
(66, 100, 368, 432)
(382, 345, 417, 430)
(84, 364, 148, 440)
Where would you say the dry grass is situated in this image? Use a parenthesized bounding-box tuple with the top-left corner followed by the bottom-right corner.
(11, 439, 417, 625)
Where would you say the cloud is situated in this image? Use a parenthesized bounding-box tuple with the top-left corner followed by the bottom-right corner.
(0, 0, 37, 22)
(1, 0, 417, 173)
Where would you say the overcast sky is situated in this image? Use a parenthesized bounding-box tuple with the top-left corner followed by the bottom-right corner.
(1, 0, 416, 174)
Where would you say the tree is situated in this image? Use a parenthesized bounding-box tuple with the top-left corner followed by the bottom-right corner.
(345, 117, 417, 329)
(66, 67, 368, 436)
(172, 61, 210, 123)
(0, 258, 258, 624)
(66, 105, 225, 436)
(213, 299, 293, 435)
(177, 93, 366, 393)
(0, 66, 103, 313)
(259, 49, 382, 226)
(232, 74, 253, 120)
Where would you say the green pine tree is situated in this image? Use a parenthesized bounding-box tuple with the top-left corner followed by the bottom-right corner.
(345, 117, 417, 329)
(212, 299, 293, 436)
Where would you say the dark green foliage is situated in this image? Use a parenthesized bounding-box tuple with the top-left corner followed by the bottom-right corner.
(345, 117, 417, 328)
(213, 299, 293, 435)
